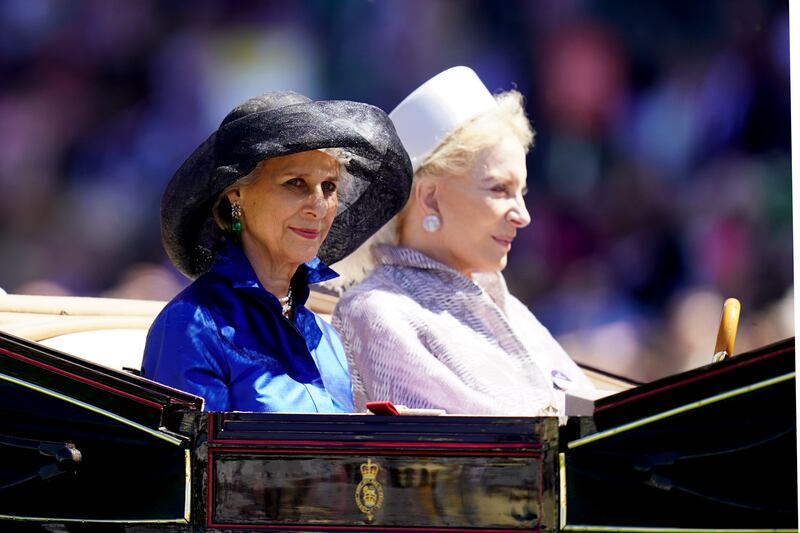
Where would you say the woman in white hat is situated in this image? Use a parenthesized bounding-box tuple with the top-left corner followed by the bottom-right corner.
(331, 67, 593, 416)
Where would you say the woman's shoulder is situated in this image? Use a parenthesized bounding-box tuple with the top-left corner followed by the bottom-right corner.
(338, 267, 408, 300)
(504, 290, 549, 329)
(152, 273, 225, 325)
(334, 269, 421, 319)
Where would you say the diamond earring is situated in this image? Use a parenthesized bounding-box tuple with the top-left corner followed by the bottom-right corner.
(422, 214, 441, 232)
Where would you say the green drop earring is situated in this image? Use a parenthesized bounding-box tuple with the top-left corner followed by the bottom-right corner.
(231, 200, 243, 232)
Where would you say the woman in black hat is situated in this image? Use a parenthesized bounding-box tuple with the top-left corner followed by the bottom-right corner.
(141, 91, 412, 412)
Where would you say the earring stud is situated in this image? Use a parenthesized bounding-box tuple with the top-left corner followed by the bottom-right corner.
(422, 214, 441, 232)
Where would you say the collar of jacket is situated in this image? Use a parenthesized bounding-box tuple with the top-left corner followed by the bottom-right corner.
(372, 244, 484, 293)
(211, 239, 339, 306)
(372, 243, 516, 312)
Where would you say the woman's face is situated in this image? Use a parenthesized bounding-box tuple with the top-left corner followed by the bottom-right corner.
(231, 150, 340, 269)
(435, 135, 530, 275)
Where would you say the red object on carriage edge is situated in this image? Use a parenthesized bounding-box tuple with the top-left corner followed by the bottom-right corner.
(366, 401, 400, 415)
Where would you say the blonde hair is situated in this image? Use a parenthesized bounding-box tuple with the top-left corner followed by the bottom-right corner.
(327, 90, 534, 290)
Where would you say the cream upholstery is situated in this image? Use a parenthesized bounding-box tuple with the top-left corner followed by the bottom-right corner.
(0, 292, 337, 372)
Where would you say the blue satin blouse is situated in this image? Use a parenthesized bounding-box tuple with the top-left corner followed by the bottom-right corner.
(141, 240, 354, 413)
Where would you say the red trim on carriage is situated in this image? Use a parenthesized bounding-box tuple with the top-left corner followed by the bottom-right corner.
(595, 346, 794, 413)
(0, 346, 164, 409)
(208, 446, 541, 457)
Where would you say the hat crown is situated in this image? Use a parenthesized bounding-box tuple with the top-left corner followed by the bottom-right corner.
(389, 66, 497, 171)
(220, 91, 311, 128)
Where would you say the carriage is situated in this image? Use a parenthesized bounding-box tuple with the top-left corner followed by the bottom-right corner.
(0, 292, 795, 532)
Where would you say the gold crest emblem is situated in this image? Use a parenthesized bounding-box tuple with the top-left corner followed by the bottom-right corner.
(355, 458, 384, 521)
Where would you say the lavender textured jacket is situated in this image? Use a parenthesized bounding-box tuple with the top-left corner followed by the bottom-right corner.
(332, 244, 594, 416)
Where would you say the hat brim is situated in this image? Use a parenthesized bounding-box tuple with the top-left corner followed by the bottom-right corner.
(161, 98, 412, 278)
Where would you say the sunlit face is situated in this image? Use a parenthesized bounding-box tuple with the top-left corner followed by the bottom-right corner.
(230, 150, 339, 269)
(435, 135, 530, 275)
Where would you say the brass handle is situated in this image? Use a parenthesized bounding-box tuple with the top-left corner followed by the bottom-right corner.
(712, 298, 741, 362)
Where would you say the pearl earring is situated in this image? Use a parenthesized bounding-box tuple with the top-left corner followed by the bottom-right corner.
(422, 214, 441, 232)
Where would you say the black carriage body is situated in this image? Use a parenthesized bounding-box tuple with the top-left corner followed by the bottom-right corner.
(202, 412, 558, 531)
(0, 331, 795, 532)
(562, 337, 797, 530)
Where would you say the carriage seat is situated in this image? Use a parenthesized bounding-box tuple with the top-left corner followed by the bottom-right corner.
(0, 292, 337, 373)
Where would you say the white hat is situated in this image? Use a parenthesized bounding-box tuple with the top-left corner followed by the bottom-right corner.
(389, 66, 497, 171)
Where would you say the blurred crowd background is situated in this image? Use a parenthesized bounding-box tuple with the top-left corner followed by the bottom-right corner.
(0, 0, 792, 382)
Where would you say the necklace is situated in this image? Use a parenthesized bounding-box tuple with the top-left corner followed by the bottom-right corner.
(278, 287, 293, 318)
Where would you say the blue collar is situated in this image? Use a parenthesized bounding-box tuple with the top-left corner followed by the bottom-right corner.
(211, 239, 339, 306)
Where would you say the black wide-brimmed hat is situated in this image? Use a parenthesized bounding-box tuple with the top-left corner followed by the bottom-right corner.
(161, 91, 413, 278)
